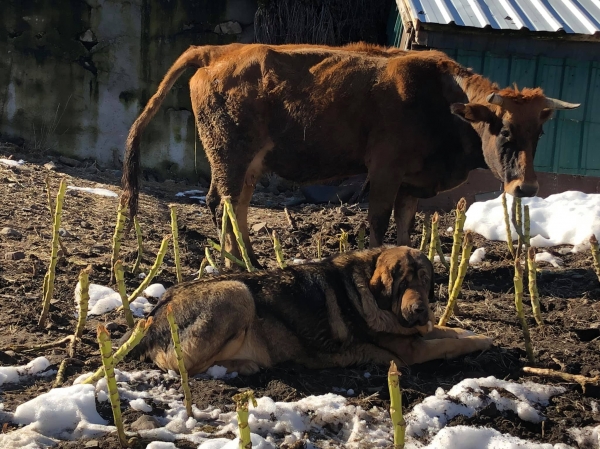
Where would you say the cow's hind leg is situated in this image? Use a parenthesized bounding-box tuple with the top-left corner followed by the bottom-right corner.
(394, 188, 418, 247)
(366, 167, 403, 247)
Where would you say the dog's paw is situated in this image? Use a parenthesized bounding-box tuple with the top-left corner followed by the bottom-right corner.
(455, 328, 476, 339)
(472, 334, 493, 350)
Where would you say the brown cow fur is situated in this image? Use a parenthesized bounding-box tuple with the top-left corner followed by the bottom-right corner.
(121, 42, 575, 267)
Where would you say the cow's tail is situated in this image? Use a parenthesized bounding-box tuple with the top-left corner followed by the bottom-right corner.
(121, 45, 224, 224)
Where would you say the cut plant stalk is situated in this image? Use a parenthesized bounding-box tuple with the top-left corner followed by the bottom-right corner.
(3, 335, 74, 353)
(131, 217, 143, 274)
(110, 201, 127, 284)
(428, 213, 448, 269)
(97, 325, 128, 448)
(196, 257, 208, 279)
(388, 361, 405, 449)
(73, 266, 92, 344)
(208, 239, 246, 268)
(514, 258, 535, 364)
(44, 175, 68, 258)
(358, 224, 365, 250)
(223, 197, 255, 272)
(272, 230, 287, 268)
(83, 318, 153, 384)
(38, 178, 67, 328)
(419, 214, 431, 253)
(316, 232, 322, 259)
(438, 231, 473, 326)
(339, 230, 349, 253)
(126, 235, 170, 306)
(515, 197, 524, 251)
(448, 198, 467, 294)
(166, 304, 193, 417)
(205, 247, 218, 270)
(502, 193, 515, 257)
(115, 260, 135, 328)
(220, 199, 229, 262)
(527, 247, 543, 327)
(524, 205, 531, 251)
(428, 213, 438, 262)
(169, 204, 183, 283)
(590, 234, 600, 283)
(233, 390, 257, 449)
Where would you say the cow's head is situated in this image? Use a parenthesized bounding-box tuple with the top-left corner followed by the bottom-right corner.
(451, 88, 580, 197)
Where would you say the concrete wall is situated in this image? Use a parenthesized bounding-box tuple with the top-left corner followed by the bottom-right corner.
(0, 0, 257, 180)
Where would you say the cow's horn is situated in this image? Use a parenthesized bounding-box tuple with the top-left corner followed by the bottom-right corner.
(486, 93, 504, 106)
(544, 97, 581, 110)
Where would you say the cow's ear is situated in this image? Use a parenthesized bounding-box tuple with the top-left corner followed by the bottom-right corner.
(451, 103, 495, 123)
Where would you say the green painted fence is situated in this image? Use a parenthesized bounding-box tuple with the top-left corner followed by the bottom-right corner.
(386, 14, 600, 176)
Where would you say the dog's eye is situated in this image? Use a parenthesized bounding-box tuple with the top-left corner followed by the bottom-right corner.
(399, 280, 408, 290)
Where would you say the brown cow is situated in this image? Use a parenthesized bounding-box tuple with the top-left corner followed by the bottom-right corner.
(121, 42, 579, 267)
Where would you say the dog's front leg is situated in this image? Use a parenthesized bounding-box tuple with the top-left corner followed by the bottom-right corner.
(419, 325, 477, 340)
(379, 333, 493, 365)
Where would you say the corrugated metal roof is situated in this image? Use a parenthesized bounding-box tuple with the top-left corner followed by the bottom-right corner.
(399, 0, 600, 35)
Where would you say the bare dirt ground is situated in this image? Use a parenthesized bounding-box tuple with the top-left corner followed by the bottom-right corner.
(0, 142, 599, 448)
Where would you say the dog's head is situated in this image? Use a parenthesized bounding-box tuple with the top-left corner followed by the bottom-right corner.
(368, 246, 434, 328)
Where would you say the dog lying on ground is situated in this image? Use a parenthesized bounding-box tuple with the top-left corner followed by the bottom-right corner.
(126, 246, 492, 376)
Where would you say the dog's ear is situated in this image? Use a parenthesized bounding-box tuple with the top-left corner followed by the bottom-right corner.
(369, 262, 393, 300)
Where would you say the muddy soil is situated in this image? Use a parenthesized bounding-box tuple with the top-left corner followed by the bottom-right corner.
(1, 143, 599, 448)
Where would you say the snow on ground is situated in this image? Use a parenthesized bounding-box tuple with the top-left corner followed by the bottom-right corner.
(74, 283, 166, 317)
(1, 367, 589, 449)
(0, 158, 25, 167)
(175, 190, 207, 204)
(465, 191, 600, 248)
(433, 248, 486, 266)
(0, 357, 54, 386)
(66, 186, 119, 197)
(535, 251, 564, 268)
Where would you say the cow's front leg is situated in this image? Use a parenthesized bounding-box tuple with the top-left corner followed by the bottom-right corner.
(394, 187, 418, 247)
(367, 172, 402, 247)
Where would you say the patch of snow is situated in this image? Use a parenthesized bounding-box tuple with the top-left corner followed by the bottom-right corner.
(144, 283, 166, 299)
(67, 186, 118, 197)
(447, 227, 454, 233)
(425, 425, 570, 448)
(204, 266, 219, 275)
(535, 251, 564, 268)
(75, 282, 160, 317)
(12, 384, 110, 439)
(130, 398, 152, 412)
(0, 369, 584, 449)
(465, 191, 600, 248)
(139, 272, 147, 279)
(175, 190, 205, 197)
(146, 441, 177, 449)
(432, 254, 448, 264)
(0, 158, 25, 167)
(205, 365, 228, 379)
(406, 376, 566, 438)
(568, 424, 599, 449)
(469, 247, 486, 265)
(364, 372, 371, 378)
(197, 433, 274, 448)
(0, 357, 51, 386)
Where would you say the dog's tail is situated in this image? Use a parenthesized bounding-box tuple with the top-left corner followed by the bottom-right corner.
(121, 43, 242, 226)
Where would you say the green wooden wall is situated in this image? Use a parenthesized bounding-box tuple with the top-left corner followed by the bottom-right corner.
(386, 14, 600, 176)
